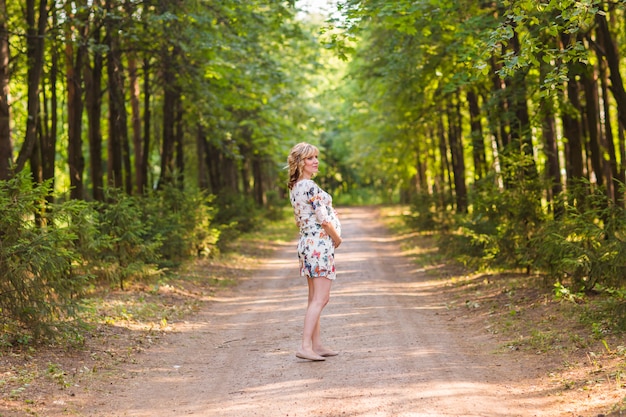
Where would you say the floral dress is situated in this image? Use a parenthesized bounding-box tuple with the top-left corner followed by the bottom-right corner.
(290, 179, 342, 280)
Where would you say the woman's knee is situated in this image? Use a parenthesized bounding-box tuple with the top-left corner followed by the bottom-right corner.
(315, 292, 330, 307)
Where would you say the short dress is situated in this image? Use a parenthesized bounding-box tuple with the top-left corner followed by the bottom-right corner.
(290, 179, 342, 280)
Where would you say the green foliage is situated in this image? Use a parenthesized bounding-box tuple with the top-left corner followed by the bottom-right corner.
(213, 192, 262, 250)
(535, 185, 626, 292)
(0, 173, 251, 342)
(0, 173, 88, 342)
(95, 190, 161, 290)
(404, 192, 447, 231)
(553, 282, 584, 303)
(437, 161, 626, 297)
(576, 285, 626, 334)
(142, 185, 220, 264)
(264, 190, 287, 221)
(444, 153, 547, 270)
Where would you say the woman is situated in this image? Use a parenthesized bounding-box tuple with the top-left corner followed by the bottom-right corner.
(287, 142, 343, 361)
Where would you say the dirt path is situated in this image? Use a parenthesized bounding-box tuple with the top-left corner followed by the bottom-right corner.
(63, 207, 560, 416)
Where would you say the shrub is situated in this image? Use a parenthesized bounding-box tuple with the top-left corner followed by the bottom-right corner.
(449, 154, 547, 271)
(534, 186, 626, 292)
(95, 190, 161, 290)
(264, 190, 287, 221)
(213, 192, 261, 250)
(405, 192, 444, 231)
(141, 185, 220, 264)
(0, 173, 88, 342)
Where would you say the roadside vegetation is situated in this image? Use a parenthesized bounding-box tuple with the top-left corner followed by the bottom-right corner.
(381, 206, 626, 415)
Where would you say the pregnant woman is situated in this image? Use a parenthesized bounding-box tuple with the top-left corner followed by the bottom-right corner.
(287, 142, 343, 362)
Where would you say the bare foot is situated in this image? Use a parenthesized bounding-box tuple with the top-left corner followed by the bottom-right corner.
(296, 350, 325, 361)
(314, 347, 339, 357)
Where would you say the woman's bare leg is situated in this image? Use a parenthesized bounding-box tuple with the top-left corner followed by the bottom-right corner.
(307, 280, 338, 356)
(297, 277, 332, 360)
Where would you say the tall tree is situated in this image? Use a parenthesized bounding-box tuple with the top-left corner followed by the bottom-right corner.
(105, 0, 128, 190)
(595, 10, 626, 133)
(15, 0, 47, 173)
(84, 22, 105, 201)
(40, 10, 59, 194)
(65, 0, 88, 200)
(0, 0, 11, 180)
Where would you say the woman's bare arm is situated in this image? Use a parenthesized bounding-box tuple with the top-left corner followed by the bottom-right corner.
(322, 222, 342, 248)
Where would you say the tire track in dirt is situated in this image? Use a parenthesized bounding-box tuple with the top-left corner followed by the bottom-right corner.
(70, 207, 552, 417)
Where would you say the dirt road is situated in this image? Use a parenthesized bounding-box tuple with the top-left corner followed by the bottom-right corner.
(69, 207, 557, 416)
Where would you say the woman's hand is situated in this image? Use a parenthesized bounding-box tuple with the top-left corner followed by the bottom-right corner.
(322, 221, 342, 248)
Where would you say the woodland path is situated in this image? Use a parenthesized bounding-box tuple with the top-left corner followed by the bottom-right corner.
(65, 207, 558, 416)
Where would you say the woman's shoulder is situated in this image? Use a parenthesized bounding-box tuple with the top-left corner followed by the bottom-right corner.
(294, 179, 317, 189)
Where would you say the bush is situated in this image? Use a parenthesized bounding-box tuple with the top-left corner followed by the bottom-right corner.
(0, 173, 88, 342)
(534, 186, 626, 292)
(450, 154, 547, 271)
(213, 192, 261, 250)
(264, 190, 287, 221)
(95, 190, 161, 290)
(142, 185, 220, 264)
(405, 192, 444, 231)
(0, 177, 225, 343)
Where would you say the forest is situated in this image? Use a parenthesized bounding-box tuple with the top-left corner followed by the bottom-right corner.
(2, 0, 626, 343)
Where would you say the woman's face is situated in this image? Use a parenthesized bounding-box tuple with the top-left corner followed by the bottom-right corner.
(301, 153, 319, 178)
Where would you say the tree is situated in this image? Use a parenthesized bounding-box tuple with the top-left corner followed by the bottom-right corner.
(0, 0, 11, 180)
(15, 0, 47, 174)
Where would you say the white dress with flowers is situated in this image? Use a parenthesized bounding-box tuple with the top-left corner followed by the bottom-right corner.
(290, 179, 342, 280)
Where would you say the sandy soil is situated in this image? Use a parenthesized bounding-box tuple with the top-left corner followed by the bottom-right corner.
(3, 206, 624, 416)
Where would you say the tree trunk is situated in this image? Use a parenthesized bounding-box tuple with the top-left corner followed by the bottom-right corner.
(448, 96, 467, 213)
(204, 139, 223, 194)
(223, 155, 238, 193)
(437, 112, 453, 206)
(122, 112, 132, 193)
(196, 125, 209, 190)
(506, 25, 534, 163)
(141, 58, 151, 193)
(538, 47, 563, 212)
(31, 117, 42, 184)
(128, 55, 143, 195)
(538, 97, 562, 210)
(159, 86, 178, 188)
(560, 32, 586, 184)
(15, 0, 47, 173)
(467, 89, 486, 180)
(0, 0, 12, 180)
(241, 158, 250, 196)
(562, 77, 585, 182)
(595, 12, 626, 133)
(598, 55, 619, 183)
(617, 122, 626, 207)
(489, 56, 508, 150)
(594, 14, 623, 205)
(158, 48, 180, 188)
(84, 28, 104, 201)
(105, 4, 128, 191)
(65, 1, 87, 200)
(41, 27, 58, 193)
(414, 134, 427, 194)
(174, 97, 184, 188)
(581, 65, 605, 189)
(252, 155, 264, 206)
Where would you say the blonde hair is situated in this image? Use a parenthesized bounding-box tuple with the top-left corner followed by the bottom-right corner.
(287, 142, 319, 189)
